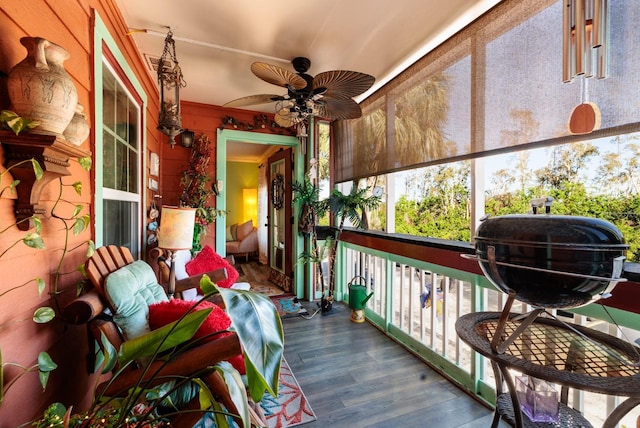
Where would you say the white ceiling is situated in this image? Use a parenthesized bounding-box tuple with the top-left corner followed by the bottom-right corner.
(115, 0, 501, 160)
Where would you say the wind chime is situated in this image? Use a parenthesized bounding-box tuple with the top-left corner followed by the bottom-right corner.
(563, 0, 608, 135)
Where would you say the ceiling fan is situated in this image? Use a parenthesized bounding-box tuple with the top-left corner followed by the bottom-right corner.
(224, 57, 375, 128)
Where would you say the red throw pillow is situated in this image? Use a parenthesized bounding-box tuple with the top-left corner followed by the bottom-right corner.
(148, 299, 245, 374)
(185, 245, 239, 288)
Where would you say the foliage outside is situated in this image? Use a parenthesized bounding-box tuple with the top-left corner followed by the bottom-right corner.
(392, 137, 640, 262)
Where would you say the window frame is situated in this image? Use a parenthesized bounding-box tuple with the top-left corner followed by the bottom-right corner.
(93, 13, 147, 256)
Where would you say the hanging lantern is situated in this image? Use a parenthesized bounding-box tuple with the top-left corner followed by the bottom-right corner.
(157, 29, 186, 147)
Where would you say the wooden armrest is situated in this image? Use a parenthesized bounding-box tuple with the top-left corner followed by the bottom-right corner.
(173, 267, 228, 293)
(90, 317, 125, 353)
(151, 248, 171, 285)
(148, 247, 166, 261)
(98, 333, 241, 396)
(63, 290, 105, 324)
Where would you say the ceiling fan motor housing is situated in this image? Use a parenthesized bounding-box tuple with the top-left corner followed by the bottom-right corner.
(292, 57, 311, 73)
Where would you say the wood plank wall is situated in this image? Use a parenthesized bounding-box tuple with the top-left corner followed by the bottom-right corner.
(0, 1, 156, 425)
(0, 2, 292, 425)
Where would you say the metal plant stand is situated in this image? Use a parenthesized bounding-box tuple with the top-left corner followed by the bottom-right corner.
(456, 311, 640, 428)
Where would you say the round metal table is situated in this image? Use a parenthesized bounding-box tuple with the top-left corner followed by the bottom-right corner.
(455, 311, 640, 428)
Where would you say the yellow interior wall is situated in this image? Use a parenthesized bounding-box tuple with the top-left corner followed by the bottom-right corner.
(226, 161, 259, 227)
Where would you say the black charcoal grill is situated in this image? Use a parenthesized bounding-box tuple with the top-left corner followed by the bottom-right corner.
(473, 213, 628, 309)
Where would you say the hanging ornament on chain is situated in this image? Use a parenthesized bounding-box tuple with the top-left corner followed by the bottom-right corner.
(296, 118, 308, 155)
(157, 28, 187, 147)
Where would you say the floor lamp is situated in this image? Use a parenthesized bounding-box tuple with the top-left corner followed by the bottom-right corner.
(158, 206, 196, 298)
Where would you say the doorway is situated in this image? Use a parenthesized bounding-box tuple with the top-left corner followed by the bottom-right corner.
(215, 129, 301, 293)
(267, 148, 293, 292)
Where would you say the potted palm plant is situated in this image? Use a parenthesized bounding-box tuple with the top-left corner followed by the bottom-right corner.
(293, 178, 381, 314)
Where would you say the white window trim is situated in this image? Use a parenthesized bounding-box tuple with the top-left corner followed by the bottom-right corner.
(93, 12, 147, 254)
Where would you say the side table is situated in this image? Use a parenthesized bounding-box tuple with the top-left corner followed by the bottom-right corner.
(456, 311, 640, 428)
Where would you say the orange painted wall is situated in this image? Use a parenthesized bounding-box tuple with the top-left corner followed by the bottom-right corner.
(0, 3, 293, 425)
(0, 0, 161, 425)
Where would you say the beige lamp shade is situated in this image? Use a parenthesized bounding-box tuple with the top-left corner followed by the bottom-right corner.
(158, 206, 196, 250)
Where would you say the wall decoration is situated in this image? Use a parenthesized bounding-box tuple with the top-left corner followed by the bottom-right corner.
(150, 152, 159, 176)
(148, 178, 158, 190)
(7, 37, 78, 135)
(271, 173, 285, 210)
(219, 114, 295, 135)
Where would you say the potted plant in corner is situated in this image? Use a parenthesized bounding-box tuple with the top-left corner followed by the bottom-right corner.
(293, 176, 381, 314)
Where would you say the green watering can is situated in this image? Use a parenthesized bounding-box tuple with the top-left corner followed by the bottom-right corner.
(348, 276, 374, 310)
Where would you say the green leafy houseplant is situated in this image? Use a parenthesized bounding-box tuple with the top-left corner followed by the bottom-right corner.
(0, 113, 51, 406)
(293, 178, 381, 311)
(0, 168, 93, 407)
(33, 275, 284, 428)
(0, 112, 93, 409)
(0, 110, 40, 136)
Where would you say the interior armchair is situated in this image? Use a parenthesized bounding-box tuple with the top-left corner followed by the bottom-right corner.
(63, 245, 283, 427)
(150, 245, 251, 300)
(226, 219, 258, 262)
(148, 246, 222, 297)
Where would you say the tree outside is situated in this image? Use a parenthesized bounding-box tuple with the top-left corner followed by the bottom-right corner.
(389, 132, 640, 262)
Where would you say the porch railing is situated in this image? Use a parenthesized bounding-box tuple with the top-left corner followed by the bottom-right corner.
(334, 231, 640, 428)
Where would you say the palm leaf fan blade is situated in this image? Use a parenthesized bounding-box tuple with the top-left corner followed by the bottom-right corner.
(315, 97, 362, 120)
(223, 94, 282, 108)
(313, 70, 375, 99)
(251, 62, 307, 89)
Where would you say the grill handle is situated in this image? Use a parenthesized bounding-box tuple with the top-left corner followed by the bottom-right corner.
(462, 253, 628, 284)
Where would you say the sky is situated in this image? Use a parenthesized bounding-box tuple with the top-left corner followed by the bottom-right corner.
(391, 132, 640, 200)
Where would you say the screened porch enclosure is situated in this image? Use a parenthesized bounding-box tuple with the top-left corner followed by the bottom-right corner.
(328, 231, 640, 427)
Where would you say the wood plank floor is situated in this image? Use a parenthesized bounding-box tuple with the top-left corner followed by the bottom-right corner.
(282, 302, 509, 428)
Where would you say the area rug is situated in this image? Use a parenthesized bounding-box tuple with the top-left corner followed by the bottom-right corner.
(271, 296, 309, 319)
(260, 357, 316, 427)
(252, 283, 285, 297)
(194, 357, 316, 428)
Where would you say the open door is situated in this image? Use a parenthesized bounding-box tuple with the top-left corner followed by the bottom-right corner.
(267, 148, 293, 292)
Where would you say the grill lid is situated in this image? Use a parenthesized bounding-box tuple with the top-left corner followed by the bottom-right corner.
(474, 214, 628, 308)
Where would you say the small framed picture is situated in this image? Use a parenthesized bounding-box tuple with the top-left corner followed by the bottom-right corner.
(148, 178, 158, 191)
(150, 152, 159, 176)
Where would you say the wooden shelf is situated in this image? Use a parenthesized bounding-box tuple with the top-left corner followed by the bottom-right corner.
(0, 130, 91, 230)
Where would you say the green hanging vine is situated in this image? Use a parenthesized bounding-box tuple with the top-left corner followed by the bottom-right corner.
(179, 134, 224, 252)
